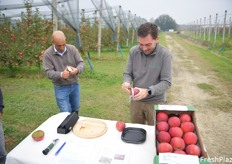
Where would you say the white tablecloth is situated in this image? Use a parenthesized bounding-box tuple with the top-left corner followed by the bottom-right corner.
(6, 112, 155, 164)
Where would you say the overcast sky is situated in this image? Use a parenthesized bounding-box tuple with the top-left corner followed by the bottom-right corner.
(80, 0, 232, 24)
(1, 0, 231, 24)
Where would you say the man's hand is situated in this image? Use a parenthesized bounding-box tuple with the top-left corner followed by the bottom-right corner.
(62, 67, 70, 79)
(62, 66, 79, 79)
(133, 88, 149, 101)
(121, 82, 131, 94)
(67, 66, 79, 75)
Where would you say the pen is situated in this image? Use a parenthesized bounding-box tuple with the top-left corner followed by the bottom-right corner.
(55, 142, 66, 156)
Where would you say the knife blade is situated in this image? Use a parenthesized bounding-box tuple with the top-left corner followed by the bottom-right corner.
(130, 87, 134, 99)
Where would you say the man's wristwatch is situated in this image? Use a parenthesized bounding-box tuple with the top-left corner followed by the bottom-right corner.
(147, 87, 152, 95)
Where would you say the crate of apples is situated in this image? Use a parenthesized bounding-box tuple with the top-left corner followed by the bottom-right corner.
(156, 112, 201, 157)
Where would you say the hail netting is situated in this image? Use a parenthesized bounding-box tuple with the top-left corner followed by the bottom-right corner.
(42, 0, 81, 47)
(91, 0, 117, 41)
(115, 6, 130, 40)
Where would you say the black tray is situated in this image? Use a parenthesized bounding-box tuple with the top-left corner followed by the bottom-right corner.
(121, 127, 146, 144)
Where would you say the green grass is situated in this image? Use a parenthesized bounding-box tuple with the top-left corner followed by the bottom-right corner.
(197, 83, 215, 92)
(79, 53, 131, 120)
(158, 32, 167, 47)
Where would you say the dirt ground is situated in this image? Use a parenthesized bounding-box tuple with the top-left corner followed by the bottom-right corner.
(165, 34, 232, 163)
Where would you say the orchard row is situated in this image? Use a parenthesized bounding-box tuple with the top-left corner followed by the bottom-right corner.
(0, 6, 132, 73)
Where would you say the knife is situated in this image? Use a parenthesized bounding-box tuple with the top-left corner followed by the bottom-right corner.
(130, 87, 134, 99)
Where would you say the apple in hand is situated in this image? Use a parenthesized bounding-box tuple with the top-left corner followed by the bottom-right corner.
(116, 121, 126, 132)
(129, 88, 140, 96)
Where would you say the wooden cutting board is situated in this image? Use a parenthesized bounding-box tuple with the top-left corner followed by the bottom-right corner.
(73, 119, 108, 138)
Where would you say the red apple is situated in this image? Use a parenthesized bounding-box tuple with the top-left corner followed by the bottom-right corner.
(179, 113, 191, 122)
(157, 143, 173, 153)
(186, 144, 201, 157)
(168, 116, 181, 127)
(169, 127, 183, 138)
(157, 131, 171, 143)
(183, 132, 198, 145)
(156, 121, 169, 132)
(129, 88, 140, 96)
(156, 112, 168, 122)
(116, 121, 126, 132)
(170, 137, 185, 150)
(174, 150, 186, 154)
(181, 122, 195, 133)
(133, 88, 140, 95)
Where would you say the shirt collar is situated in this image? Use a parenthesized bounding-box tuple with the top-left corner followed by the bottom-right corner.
(53, 45, 67, 56)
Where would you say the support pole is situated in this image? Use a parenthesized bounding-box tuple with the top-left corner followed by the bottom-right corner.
(116, 6, 121, 51)
(199, 18, 202, 38)
(76, 0, 81, 48)
(52, 0, 57, 31)
(203, 17, 206, 40)
(213, 13, 218, 46)
(208, 15, 211, 42)
(228, 17, 231, 36)
(222, 10, 227, 43)
(97, 0, 103, 59)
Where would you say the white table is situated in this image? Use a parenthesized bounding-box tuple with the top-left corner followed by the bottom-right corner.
(6, 112, 155, 164)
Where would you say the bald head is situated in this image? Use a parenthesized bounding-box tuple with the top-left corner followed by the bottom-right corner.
(52, 31, 66, 53)
(52, 31, 66, 43)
